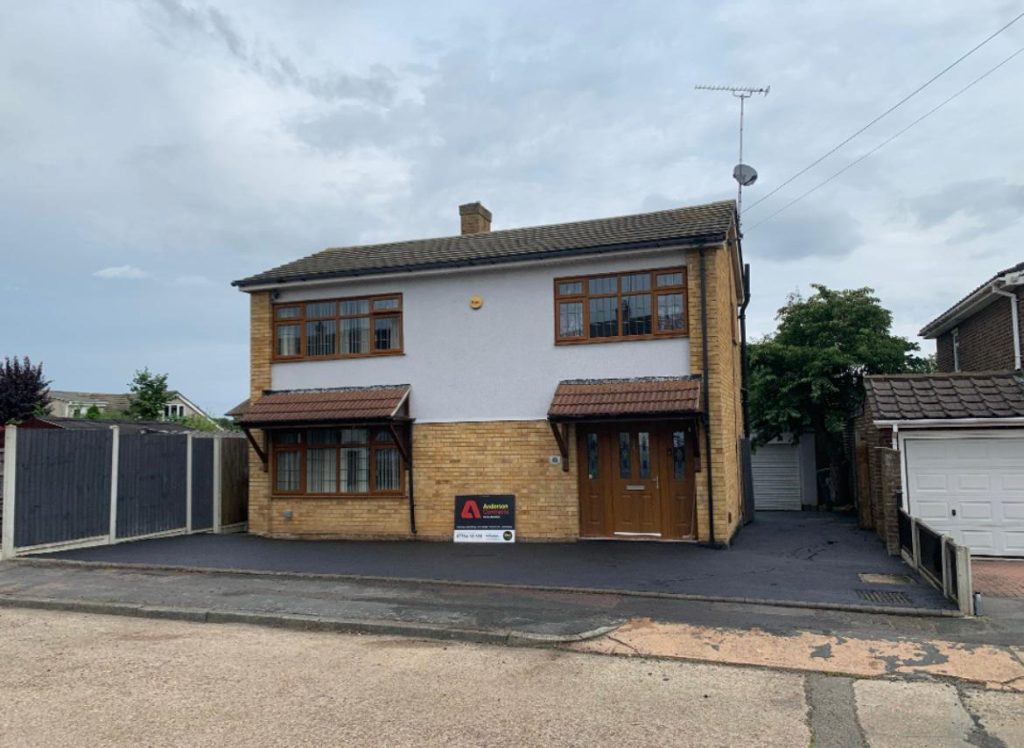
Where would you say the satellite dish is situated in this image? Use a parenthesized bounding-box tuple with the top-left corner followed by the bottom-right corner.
(733, 163, 758, 187)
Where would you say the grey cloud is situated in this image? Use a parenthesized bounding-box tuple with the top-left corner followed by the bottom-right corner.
(745, 207, 863, 262)
(142, 0, 397, 105)
(908, 179, 1024, 238)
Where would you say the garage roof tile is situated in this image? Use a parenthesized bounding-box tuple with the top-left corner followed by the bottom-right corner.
(865, 373, 1024, 421)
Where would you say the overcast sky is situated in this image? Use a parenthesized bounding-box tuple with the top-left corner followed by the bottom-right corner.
(3, 1, 1023, 416)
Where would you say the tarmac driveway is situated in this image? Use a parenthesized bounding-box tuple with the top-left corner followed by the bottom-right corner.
(37, 512, 951, 612)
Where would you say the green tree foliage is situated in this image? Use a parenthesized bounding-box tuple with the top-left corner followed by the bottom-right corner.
(126, 368, 171, 421)
(749, 286, 928, 504)
(0, 357, 51, 424)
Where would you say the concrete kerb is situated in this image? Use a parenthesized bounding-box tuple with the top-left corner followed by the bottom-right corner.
(0, 593, 624, 647)
(8, 556, 962, 618)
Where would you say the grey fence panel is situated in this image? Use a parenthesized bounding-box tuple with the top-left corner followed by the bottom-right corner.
(219, 437, 249, 526)
(117, 433, 187, 538)
(191, 438, 214, 530)
(15, 429, 111, 547)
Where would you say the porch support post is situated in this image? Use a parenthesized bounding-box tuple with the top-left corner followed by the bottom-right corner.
(242, 426, 268, 471)
(548, 420, 570, 472)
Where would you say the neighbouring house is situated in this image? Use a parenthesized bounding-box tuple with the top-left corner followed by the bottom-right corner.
(47, 390, 216, 424)
(920, 262, 1023, 373)
(231, 200, 749, 544)
(857, 263, 1024, 558)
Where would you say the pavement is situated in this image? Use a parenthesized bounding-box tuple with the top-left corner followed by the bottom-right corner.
(975, 559, 1024, 599)
(37, 511, 953, 612)
(1, 607, 1022, 747)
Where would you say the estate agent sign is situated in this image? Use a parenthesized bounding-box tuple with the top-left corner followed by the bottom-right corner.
(453, 495, 516, 543)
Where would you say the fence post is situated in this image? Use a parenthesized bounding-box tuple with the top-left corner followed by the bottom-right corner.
(910, 517, 921, 570)
(212, 437, 222, 534)
(186, 433, 193, 534)
(940, 535, 952, 598)
(109, 425, 120, 544)
(2, 425, 17, 559)
(956, 545, 974, 615)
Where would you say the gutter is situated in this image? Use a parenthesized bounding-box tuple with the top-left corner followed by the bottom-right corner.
(873, 417, 1024, 428)
(699, 247, 716, 546)
(920, 269, 1024, 339)
(991, 274, 1023, 370)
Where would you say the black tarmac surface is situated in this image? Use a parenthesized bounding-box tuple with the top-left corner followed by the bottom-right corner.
(39, 512, 952, 611)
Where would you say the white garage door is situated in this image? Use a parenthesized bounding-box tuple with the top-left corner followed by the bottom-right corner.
(751, 443, 802, 511)
(904, 434, 1024, 556)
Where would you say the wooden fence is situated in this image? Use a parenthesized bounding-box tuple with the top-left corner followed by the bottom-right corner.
(1, 424, 248, 558)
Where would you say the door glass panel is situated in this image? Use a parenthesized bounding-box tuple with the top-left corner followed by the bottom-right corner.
(638, 432, 651, 478)
(672, 431, 686, 480)
(585, 433, 599, 479)
(618, 432, 632, 479)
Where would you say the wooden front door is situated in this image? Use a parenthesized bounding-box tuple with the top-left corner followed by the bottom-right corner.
(577, 423, 696, 540)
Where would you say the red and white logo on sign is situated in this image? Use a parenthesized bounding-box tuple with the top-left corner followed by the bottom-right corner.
(460, 500, 482, 520)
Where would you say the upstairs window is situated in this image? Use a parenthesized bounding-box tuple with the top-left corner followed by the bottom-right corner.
(273, 294, 403, 361)
(554, 268, 687, 344)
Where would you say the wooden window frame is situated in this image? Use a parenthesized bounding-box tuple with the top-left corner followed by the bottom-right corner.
(272, 293, 404, 362)
(270, 427, 406, 498)
(553, 267, 688, 345)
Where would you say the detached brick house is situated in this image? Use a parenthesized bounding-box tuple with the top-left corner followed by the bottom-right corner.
(232, 200, 748, 545)
(858, 263, 1024, 557)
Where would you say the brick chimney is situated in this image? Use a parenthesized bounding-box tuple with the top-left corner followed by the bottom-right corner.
(459, 202, 492, 235)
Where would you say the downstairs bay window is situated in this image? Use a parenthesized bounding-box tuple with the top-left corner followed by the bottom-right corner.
(271, 427, 404, 496)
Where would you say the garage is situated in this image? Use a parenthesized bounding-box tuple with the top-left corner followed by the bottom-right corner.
(902, 432, 1024, 557)
(751, 434, 816, 511)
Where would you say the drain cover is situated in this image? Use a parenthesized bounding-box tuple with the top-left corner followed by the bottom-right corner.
(856, 589, 913, 606)
(858, 573, 915, 585)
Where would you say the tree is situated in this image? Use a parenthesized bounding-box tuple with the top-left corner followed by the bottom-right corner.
(126, 368, 171, 421)
(0, 357, 51, 424)
(749, 286, 928, 505)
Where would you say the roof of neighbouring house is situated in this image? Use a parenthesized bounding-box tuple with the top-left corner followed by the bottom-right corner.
(548, 376, 702, 419)
(19, 416, 200, 434)
(919, 261, 1024, 338)
(231, 200, 737, 288)
(864, 372, 1024, 422)
(238, 385, 411, 426)
(48, 389, 214, 422)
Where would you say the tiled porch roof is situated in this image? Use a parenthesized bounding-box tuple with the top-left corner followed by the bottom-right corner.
(548, 377, 702, 419)
(865, 373, 1024, 422)
(238, 385, 410, 426)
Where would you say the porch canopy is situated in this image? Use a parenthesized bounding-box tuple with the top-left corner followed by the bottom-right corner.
(238, 384, 412, 465)
(546, 376, 702, 469)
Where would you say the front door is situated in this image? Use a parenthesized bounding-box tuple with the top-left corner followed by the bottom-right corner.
(577, 423, 696, 540)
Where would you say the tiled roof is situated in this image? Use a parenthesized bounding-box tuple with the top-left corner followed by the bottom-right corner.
(548, 377, 702, 419)
(225, 398, 250, 418)
(865, 373, 1024, 422)
(919, 261, 1024, 337)
(233, 200, 736, 288)
(238, 385, 410, 426)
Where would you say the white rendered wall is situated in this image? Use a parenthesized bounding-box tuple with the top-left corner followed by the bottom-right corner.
(271, 249, 693, 423)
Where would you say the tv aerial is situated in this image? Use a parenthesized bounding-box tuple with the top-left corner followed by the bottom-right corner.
(695, 84, 770, 224)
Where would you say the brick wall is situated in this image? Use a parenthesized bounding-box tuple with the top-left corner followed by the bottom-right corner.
(934, 291, 1022, 372)
(687, 239, 744, 545)
(853, 406, 898, 554)
(247, 291, 272, 535)
(248, 419, 578, 541)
